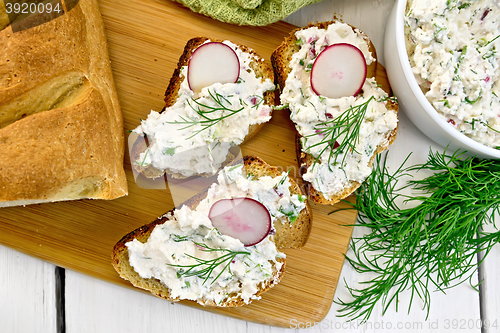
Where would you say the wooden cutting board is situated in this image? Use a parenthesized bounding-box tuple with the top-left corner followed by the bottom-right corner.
(0, 0, 394, 327)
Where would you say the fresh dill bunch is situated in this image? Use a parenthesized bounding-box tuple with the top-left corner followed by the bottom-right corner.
(166, 240, 250, 285)
(167, 89, 245, 139)
(334, 149, 500, 323)
(304, 96, 374, 170)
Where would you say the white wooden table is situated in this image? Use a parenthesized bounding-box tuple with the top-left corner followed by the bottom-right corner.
(1, 0, 499, 332)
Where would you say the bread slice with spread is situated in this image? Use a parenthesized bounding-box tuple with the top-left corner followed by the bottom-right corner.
(131, 37, 276, 179)
(271, 20, 399, 205)
(112, 156, 311, 307)
(0, 0, 127, 208)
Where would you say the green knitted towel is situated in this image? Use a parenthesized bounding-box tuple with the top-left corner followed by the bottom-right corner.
(173, 0, 323, 26)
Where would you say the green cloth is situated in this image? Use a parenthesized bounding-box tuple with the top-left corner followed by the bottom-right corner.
(173, 0, 323, 26)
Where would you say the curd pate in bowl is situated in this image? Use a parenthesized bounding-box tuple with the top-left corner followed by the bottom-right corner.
(385, 0, 500, 159)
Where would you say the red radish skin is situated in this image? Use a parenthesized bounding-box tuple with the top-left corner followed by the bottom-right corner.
(208, 198, 271, 247)
(310, 43, 367, 99)
(187, 42, 240, 93)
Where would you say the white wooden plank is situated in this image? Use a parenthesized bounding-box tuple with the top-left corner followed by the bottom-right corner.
(478, 222, 500, 333)
(0, 244, 58, 333)
(64, 269, 248, 333)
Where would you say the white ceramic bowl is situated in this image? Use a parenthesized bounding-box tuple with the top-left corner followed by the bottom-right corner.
(384, 0, 500, 159)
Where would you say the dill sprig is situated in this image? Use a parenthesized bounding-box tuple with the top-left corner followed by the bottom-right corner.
(483, 34, 500, 47)
(333, 149, 500, 322)
(166, 241, 250, 285)
(167, 89, 244, 139)
(304, 96, 374, 170)
(273, 169, 291, 189)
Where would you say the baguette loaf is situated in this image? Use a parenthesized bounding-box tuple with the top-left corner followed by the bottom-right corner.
(271, 20, 399, 205)
(131, 37, 276, 179)
(0, 0, 127, 207)
(112, 155, 311, 307)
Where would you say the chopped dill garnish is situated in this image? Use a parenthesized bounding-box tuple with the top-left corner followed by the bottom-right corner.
(163, 147, 176, 156)
(483, 34, 500, 47)
(279, 206, 299, 224)
(249, 95, 264, 109)
(439, 99, 451, 108)
(299, 87, 306, 99)
(465, 94, 481, 104)
(459, 46, 468, 63)
(171, 234, 190, 242)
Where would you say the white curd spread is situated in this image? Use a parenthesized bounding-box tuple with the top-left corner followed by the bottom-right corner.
(405, 0, 500, 148)
(133, 41, 275, 177)
(126, 164, 306, 305)
(280, 23, 399, 199)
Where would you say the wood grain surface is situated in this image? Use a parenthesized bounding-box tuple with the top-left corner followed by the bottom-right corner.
(0, 0, 393, 327)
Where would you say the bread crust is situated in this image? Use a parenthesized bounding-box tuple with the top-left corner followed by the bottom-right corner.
(0, 0, 127, 207)
(131, 37, 276, 179)
(271, 19, 399, 205)
(112, 155, 311, 307)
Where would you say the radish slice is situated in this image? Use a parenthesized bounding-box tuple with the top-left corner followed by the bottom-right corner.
(208, 198, 271, 247)
(187, 42, 240, 92)
(310, 43, 367, 99)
